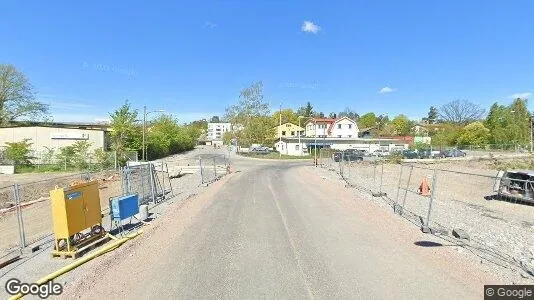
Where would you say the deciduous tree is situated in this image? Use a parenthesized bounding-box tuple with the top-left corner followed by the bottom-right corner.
(438, 99, 485, 124)
(0, 64, 49, 124)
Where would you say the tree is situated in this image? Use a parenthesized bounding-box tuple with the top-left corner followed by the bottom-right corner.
(358, 112, 377, 129)
(438, 100, 485, 124)
(456, 122, 490, 147)
(210, 116, 220, 123)
(0, 64, 49, 124)
(484, 99, 530, 147)
(338, 107, 359, 121)
(431, 124, 462, 148)
(296, 101, 314, 118)
(272, 109, 299, 126)
(328, 112, 337, 119)
(109, 101, 141, 158)
(224, 81, 271, 146)
(391, 114, 413, 136)
(147, 114, 196, 160)
(4, 139, 33, 167)
(426, 106, 438, 124)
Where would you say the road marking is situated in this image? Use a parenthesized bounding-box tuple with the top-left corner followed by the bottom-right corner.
(267, 176, 314, 300)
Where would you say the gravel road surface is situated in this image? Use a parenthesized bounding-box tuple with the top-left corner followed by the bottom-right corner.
(63, 157, 497, 299)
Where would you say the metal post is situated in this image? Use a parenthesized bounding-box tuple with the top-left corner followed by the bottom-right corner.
(13, 184, 26, 248)
(379, 161, 384, 194)
(314, 120, 317, 167)
(400, 165, 414, 215)
(373, 162, 377, 193)
(213, 157, 217, 180)
(149, 163, 156, 203)
(530, 116, 533, 153)
(199, 157, 204, 185)
(161, 161, 166, 200)
(139, 165, 146, 204)
(142, 105, 146, 161)
(114, 151, 118, 170)
(424, 168, 438, 232)
(395, 164, 404, 212)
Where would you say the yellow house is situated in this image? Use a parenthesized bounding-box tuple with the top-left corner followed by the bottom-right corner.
(274, 122, 305, 139)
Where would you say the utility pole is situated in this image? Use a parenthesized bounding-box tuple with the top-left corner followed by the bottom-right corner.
(298, 116, 304, 156)
(531, 115, 533, 153)
(142, 105, 146, 161)
(314, 119, 317, 167)
(279, 102, 282, 158)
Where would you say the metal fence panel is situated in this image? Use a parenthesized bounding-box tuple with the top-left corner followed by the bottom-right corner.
(0, 185, 22, 259)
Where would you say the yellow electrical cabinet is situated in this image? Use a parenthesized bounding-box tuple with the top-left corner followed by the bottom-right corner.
(50, 180, 105, 258)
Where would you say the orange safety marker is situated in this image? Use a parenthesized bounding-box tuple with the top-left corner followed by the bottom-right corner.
(418, 177, 431, 196)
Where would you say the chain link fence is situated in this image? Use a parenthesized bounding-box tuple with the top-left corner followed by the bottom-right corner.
(318, 148, 534, 277)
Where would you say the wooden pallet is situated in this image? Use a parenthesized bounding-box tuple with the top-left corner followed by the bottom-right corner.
(52, 233, 109, 259)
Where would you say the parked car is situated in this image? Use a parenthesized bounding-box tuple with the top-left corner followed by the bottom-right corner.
(402, 150, 420, 159)
(439, 149, 466, 158)
(332, 150, 363, 162)
(373, 149, 390, 157)
(250, 146, 270, 154)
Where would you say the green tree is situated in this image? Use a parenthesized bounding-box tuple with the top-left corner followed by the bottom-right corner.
(391, 114, 413, 136)
(296, 101, 314, 118)
(246, 116, 275, 145)
(338, 107, 359, 120)
(93, 148, 113, 170)
(427, 106, 438, 124)
(272, 109, 299, 126)
(0, 64, 49, 124)
(328, 112, 337, 119)
(4, 139, 33, 166)
(146, 115, 196, 160)
(359, 112, 377, 129)
(71, 141, 92, 169)
(209, 116, 220, 123)
(224, 81, 271, 146)
(456, 122, 490, 147)
(109, 101, 141, 162)
(431, 124, 462, 147)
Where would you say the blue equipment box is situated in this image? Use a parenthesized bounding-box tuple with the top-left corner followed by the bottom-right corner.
(110, 194, 139, 221)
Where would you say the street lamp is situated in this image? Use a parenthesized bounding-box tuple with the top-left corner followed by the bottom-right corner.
(298, 116, 305, 156)
(142, 106, 165, 161)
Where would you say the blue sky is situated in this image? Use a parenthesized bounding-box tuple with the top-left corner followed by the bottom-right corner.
(2, 0, 534, 123)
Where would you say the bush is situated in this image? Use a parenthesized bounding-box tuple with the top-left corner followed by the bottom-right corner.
(4, 139, 34, 167)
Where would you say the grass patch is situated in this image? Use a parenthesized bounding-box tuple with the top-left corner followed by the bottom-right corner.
(239, 152, 312, 160)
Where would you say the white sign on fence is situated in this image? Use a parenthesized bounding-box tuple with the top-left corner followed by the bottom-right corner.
(50, 133, 89, 140)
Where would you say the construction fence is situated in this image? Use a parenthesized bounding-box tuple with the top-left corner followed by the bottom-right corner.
(317, 149, 534, 277)
(0, 152, 232, 264)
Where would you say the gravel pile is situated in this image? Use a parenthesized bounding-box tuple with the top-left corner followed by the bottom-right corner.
(317, 160, 534, 284)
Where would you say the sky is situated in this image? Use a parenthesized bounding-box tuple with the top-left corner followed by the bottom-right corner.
(1, 0, 534, 123)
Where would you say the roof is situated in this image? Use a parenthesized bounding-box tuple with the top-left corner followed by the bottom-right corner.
(273, 122, 304, 130)
(304, 118, 336, 125)
(1, 121, 111, 131)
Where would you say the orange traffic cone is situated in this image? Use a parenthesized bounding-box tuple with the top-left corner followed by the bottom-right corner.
(418, 178, 431, 196)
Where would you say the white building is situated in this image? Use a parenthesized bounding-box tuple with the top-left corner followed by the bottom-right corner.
(305, 117, 359, 138)
(328, 117, 359, 138)
(207, 122, 231, 141)
(305, 118, 335, 137)
(275, 137, 409, 156)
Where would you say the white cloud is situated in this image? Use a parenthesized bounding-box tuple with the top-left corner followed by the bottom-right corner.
(378, 86, 396, 94)
(205, 22, 217, 29)
(301, 21, 321, 34)
(510, 92, 532, 99)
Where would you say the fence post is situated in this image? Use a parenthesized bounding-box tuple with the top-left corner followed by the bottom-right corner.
(114, 151, 118, 170)
(199, 157, 204, 185)
(400, 165, 414, 215)
(213, 157, 217, 180)
(394, 165, 404, 212)
(161, 161, 166, 200)
(13, 184, 26, 248)
(149, 163, 156, 203)
(379, 161, 384, 194)
(373, 162, 377, 193)
(423, 168, 438, 233)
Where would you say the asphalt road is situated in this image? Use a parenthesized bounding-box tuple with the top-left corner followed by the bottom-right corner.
(67, 157, 486, 299)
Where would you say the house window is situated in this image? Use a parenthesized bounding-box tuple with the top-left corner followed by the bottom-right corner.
(348, 124, 352, 129)
(286, 124, 291, 127)
(348, 135, 352, 138)
(337, 124, 342, 129)
(282, 131, 286, 136)
(291, 131, 295, 136)
(338, 135, 342, 138)
(295, 145, 300, 150)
